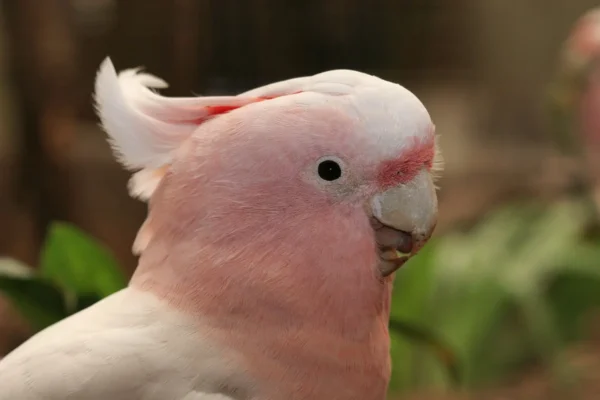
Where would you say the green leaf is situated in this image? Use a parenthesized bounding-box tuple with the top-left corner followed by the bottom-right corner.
(389, 239, 439, 390)
(392, 238, 438, 320)
(74, 294, 104, 313)
(0, 275, 67, 331)
(435, 277, 510, 386)
(40, 222, 127, 299)
(389, 317, 461, 386)
(548, 269, 600, 341)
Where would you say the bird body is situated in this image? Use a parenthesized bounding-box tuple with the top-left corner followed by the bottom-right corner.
(0, 288, 247, 400)
(0, 58, 442, 400)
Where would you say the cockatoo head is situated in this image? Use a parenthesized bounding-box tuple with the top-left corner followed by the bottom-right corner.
(94, 58, 442, 315)
(551, 8, 600, 151)
(551, 9, 600, 200)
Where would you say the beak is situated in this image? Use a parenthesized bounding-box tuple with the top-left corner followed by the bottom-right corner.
(368, 169, 438, 277)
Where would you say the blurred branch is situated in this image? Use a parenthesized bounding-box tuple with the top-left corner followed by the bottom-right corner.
(2, 0, 81, 262)
(389, 318, 462, 386)
(170, 0, 202, 94)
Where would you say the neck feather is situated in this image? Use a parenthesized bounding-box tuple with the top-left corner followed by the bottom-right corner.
(130, 203, 393, 339)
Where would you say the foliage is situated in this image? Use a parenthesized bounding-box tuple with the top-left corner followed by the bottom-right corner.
(388, 196, 600, 394)
(0, 222, 127, 331)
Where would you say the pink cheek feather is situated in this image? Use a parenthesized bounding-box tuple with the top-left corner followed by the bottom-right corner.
(129, 103, 397, 398)
(131, 194, 392, 399)
(132, 163, 389, 327)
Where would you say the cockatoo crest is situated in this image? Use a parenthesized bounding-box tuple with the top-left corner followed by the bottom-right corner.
(94, 58, 280, 200)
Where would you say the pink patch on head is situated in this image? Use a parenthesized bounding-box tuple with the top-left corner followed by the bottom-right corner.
(183, 92, 304, 125)
(377, 126, 435, 188)
(205, 96, 278, 114)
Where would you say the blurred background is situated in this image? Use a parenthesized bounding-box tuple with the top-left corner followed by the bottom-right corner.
(2, 0, 600, 399)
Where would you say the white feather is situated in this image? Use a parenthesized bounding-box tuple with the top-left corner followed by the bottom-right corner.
(93, 57, 261, 198)
(128, 166, 168, 201)
(0, 288, 252, 400)
(94, 58, 188, 170)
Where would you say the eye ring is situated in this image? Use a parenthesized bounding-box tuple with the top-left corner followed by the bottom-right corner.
(317, 158, 343, 181)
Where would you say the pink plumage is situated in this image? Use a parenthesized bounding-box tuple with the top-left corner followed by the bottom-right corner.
(0, 57, 442, 400)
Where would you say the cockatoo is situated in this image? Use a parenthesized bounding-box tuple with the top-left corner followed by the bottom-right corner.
(550, 8, 600, 210)
(0, 58, 442, 400)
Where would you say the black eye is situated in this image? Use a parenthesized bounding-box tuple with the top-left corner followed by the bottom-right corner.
(318, 160, 342, 181)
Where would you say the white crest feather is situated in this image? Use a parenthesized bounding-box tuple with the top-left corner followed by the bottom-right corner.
(128, 166, 169, 201)
(93, 57, 262, 200)
(94, 58, 187, 170)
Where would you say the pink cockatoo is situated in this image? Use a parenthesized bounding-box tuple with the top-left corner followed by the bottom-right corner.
(0, 57, 442, 400)
(550, 8, 600, 205)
